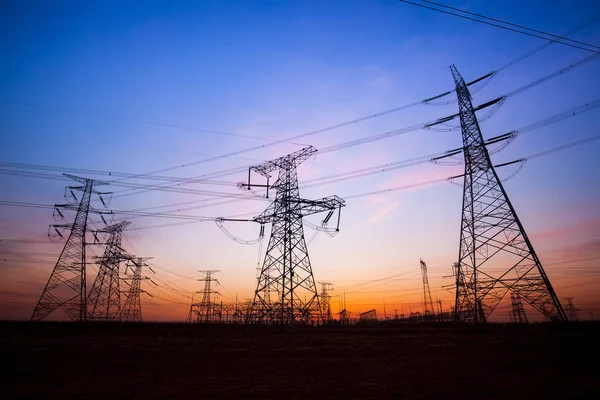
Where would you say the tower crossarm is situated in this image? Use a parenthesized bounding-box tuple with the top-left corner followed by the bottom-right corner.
(253, 195, 345, 224)
(424, 96, 505, 129)
(63, 173, 108, 186)
(430, 131, 517, 162)
(96, 221, 131, 234)
(250, 146, 317, 178)
(55, 202, 114, 214)
(293, 195, 345, 217)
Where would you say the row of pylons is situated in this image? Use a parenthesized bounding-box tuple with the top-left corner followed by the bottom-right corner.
(31, 66, 572, 325)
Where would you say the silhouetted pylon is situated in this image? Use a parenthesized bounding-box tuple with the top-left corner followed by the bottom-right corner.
(121, 257, 153, 322)
(31, 174, 108, 321)
(564, 297, 580, 321)
(87, 221, 131, 321)
(318, 282, 334, 322)
(241, 146, 345, 325)
(510, 293, 528, 323)
(420, 258, 435, 317)
(448, 65, 567, 323)
(195, 270, 221, 323)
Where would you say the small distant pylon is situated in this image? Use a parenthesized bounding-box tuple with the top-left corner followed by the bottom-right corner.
(420, 258, 435, 317)
(31, 174, 109, 322)
(318, 282, 334, 322)
(195, 270, 220, 323)
(121, 257, 153, 322)
(87, 221, 131, 321)
(453, 262, 486, 323)
(187, 293, 197, 323)
(510, 293, 528, 324)
(564, 297, 580, 321)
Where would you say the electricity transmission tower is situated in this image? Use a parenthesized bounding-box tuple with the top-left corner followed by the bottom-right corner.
(564, 297, 580, 321)
(87, 221, 131, 321)
(447, 65, 567, 323)
(195, 270, 221, 323)
(241, 146, 345, 325)
(509, 293, 528, 323)
(420, 258, 435, 317)
(121, 257, 153, 322)
(31, 174, 108, 322)
(318, 282, 334, 322)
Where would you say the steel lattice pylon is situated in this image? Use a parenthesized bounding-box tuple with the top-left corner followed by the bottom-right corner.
(450, 65, 567, 323)
(242, 146, 345, 325)
(87, 221, 131, 321)
(564, 297, 580, 321)
(191, 269, 221, 323)
(420, 259, 435, 316)
(510, 293, 528, 323)
(318, 282, 334, 322)
(31, 174, 107, 322)
(121, 257, 152, 322)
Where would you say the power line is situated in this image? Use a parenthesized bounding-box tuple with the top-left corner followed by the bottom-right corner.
(5, 95, 598, 219)
(0, 200, 251, 222)
(4, 18, 595, 212)
(101, 52, 600, 198)
(4, 48, 594, 210)
(398, 1, 600, 54)
(0, 162, 240, 188)
(341, 132, 600, 200)
(0, 100, 306, 146)
(420, 0, 600, 50)
(527, 134, 600, 160)
(3, 131, 598, 224)
(151, 263, 198, 281)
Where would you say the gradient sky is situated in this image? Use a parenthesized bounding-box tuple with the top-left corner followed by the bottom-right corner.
(1, 0, 599, 322)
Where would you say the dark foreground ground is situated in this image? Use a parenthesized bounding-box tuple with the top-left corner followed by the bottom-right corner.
(1, 321, 599, 399)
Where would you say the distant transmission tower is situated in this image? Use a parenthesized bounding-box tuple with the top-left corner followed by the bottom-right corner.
(31, 174, 108, 322)
(318, 282, 334, 322)
(87, 221, 131, 321)
(420, 258, 435, 317)
(196, 270, 220, 323)
(241, 146, 345, 325)
(453, 262, 485, 323)
(564, 297, 580, 321)
(121, 257, 153, 322)
(447, 65, 567, 323)
(510, 293, 528, 323)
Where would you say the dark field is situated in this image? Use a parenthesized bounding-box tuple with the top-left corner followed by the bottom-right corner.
(2, 321, 599, 399)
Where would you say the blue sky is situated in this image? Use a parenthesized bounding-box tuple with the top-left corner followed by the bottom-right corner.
(1, 0, 599, 321)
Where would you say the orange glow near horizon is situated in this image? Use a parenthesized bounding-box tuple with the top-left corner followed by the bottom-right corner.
(2, 216, 598, 323)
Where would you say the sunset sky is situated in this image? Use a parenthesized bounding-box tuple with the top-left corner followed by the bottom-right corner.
(1, 0, 599, 322)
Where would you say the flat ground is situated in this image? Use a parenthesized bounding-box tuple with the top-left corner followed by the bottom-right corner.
(1, 321, 599, 399)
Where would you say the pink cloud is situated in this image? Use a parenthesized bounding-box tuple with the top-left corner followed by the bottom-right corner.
(377, 163, 461, 190)
(530, 217, 600, 242)
(365, 201, 401, 225)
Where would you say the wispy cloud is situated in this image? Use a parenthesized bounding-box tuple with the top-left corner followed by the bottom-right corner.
(365, 201, 401, 225)
(531, 217, 600, 242)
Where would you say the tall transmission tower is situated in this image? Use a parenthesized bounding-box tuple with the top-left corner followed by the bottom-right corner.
(564, 297, 580, 321)
(121, 257, 153, 322)
(241, 146, 345, 325)
(196, 270, 221, 323)
(318, 282, 334, 322)
(420, 258, 435, 317)
(448, 65, 567, 323)
(509, 293, 529, 323)
(31, 174, 108, 322)
(87, 221, 131, 321)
